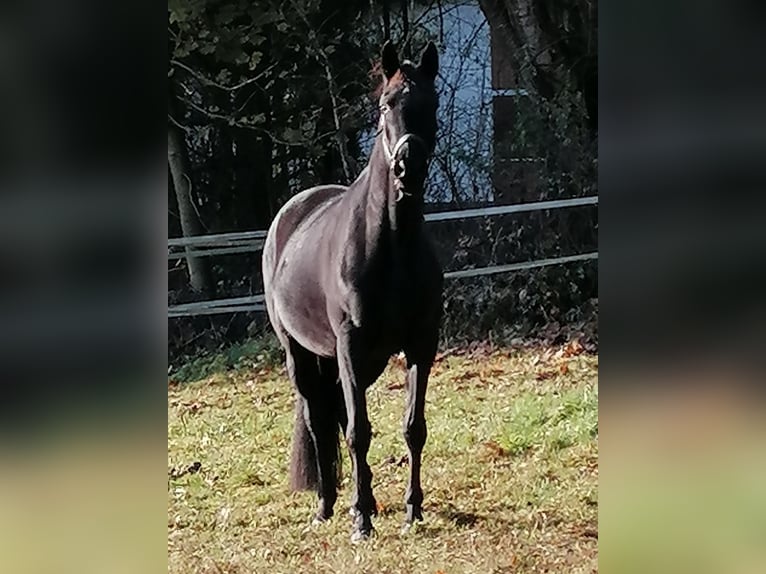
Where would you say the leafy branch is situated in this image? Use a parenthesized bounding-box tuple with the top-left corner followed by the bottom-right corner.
(170, 58, 278, 93)
(286, 0, 356, 182)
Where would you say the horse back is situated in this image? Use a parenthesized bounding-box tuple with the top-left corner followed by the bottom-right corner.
(263, 185, 346, 277)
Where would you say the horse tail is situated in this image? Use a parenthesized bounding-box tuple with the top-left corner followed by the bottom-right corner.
(289, 385, 345, 492)
(289, 395, 318, 491)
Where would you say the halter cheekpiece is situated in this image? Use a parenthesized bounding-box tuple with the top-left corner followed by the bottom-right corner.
(378, 107, 428, 202)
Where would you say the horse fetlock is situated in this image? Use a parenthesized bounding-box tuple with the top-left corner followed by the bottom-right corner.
(316, 497, 335, 522)
(349, 490, 376, 517)
(405, 503, 424, 523)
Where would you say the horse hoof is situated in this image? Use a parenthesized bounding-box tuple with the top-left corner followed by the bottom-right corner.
(314, 508, 333, 524)
(302, 518, 324, 534)
(308, 507, 333, 529)
(349, 508, 374, 543)
(350, 527, 374, 544)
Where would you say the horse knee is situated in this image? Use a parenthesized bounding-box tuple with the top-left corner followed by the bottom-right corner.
(345, 419, 371, 453)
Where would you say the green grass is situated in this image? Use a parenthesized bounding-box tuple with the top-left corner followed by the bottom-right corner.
(170, 335, 283, 383)
(168, 344, 598, 573)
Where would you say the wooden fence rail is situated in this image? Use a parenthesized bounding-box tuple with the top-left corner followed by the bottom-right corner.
(168, 196, 598, 317)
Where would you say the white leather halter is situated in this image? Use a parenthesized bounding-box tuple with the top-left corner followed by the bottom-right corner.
(378, 108, 428, 201)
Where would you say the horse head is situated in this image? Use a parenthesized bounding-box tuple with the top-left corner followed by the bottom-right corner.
(377, 41, 439, 198)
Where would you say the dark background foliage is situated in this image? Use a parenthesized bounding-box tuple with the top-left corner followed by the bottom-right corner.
(167, 0, 597, 365)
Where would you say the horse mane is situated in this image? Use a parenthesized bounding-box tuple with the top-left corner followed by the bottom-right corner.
(369, 61, 385, 99)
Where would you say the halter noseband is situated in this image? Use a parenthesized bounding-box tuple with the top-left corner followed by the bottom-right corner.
(379, 108, 429, 201)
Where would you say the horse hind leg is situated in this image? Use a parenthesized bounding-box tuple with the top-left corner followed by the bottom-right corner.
(287, 340, 341, 523)
(317, 357, 343, 453)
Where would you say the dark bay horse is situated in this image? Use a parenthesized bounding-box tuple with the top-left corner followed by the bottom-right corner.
(262, 41, 442, 542)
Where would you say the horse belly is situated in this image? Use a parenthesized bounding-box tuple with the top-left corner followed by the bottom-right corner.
(266, 186, 347, 358)
(273, 274, 337, 357)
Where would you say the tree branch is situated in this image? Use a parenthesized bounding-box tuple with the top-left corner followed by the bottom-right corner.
(179, 93, 334, 148)
(287, 0, 355, 182)
(401, 0, 410, 58)
(382, 0, 391, 40)
(168, 113, 190, 132)
(170, 59, 277, 92)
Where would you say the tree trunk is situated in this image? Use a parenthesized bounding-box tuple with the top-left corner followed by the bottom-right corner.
(168, 121, 214, 296)
(479, 0, 597, 138)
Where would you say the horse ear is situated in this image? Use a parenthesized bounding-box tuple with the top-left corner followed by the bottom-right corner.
(381, 41, 400, 80)
(418, 41, 439, 81)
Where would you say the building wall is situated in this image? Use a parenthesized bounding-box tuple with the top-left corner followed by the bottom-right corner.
(483, 0, 545, 204)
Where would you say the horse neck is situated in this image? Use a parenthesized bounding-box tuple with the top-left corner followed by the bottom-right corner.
(366, 141, 425, 245)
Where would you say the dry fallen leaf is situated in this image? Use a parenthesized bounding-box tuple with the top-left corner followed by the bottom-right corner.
(434, 347, 460, 362)
(181, 400, 207, 414)
(453, 371, 475, 385)
(563, 338, 585, 357)
(482, 441, 507, 459)
(535, 370, 556, 381)
(479, 366, 505, 379)
(168, 461, 202, 479)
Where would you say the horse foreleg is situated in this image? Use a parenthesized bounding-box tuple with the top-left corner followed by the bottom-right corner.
(336, 329, 375, 542)
(402, 359, 431, 526)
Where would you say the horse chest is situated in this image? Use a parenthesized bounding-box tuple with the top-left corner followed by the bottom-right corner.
(358, 260, 416, 344)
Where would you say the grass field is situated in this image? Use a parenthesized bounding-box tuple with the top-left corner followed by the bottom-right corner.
(168, 342, 598, 573)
